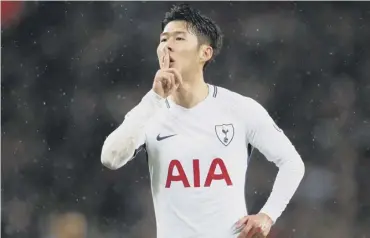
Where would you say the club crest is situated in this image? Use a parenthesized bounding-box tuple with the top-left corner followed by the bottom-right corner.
(215, 124, 234, 146)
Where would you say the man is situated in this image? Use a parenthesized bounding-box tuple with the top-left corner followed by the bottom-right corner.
(101, 4, 305, 238)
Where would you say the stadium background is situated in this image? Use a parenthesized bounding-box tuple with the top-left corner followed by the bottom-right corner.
(1, 1, 370, 238)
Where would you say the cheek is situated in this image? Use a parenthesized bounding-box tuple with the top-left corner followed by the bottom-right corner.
(186, 49, 200, 61)
(179, 51, 196, 64)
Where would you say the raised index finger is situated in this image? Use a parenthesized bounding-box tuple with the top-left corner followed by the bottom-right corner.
(161, 47, 170, 69)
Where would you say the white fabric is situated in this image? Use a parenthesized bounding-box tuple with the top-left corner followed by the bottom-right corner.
(101, 84, 305, 238)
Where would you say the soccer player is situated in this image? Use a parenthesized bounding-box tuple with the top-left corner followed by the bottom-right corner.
(101, 4, 305, 238)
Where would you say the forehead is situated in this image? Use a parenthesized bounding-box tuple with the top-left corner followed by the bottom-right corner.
(162, 20, 191, 35)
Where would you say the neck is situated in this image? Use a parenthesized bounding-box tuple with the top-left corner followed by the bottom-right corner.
(170, 70, 209, 109)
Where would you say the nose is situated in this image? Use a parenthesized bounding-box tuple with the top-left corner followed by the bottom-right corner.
(163, 39, 174, 52)
(165, 45, 173, 52)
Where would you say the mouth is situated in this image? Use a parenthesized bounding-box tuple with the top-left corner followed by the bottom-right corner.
(169, 57, 175, 63)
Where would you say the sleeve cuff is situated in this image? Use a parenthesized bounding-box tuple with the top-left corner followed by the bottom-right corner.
(142, 90, 166, 107)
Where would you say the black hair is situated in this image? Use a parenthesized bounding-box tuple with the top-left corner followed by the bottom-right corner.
(162, 3, 223, 68)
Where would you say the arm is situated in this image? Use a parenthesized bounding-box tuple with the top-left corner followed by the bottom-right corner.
(101, 90, 165, 170)
(245, 98, 305, 223)
(102, 45, 183, 170)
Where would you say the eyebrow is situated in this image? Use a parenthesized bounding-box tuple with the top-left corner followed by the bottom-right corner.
(160, 31, 187, 37)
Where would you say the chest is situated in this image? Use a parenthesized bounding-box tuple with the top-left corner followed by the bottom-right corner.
(146, 106, 251, 191)
(146, 108, 248, 168)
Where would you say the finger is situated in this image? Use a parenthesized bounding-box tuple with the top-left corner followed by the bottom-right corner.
(161, 47, 170, 69)
(236, 216, 249, 228)
(153, 79, 164, 94)
(238, 223, 253, 238)
(165, 74, 175, 92)
(166, 74, 175, 92)
(160, 72, 174, 91)
(164, 68, 182, 87)
(237, 230, 246, 238)
(244, 223, 255, 238)
(246, 227, 259, 238)
(251, 231, 264, 238)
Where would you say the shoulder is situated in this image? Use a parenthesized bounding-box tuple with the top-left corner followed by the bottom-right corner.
(212, 85, 267, 113)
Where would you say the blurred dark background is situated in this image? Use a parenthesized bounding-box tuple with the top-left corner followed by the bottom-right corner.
(1, 1, 370, 238)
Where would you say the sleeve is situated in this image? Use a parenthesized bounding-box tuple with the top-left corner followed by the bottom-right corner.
(101, 90, 165, 170)
(244, 98, 305, 223)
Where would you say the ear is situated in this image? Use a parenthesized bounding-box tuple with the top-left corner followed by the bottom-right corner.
(199, 45, 213, 64)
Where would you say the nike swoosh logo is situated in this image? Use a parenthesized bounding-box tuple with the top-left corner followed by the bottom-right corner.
(156, 134, 177, 141)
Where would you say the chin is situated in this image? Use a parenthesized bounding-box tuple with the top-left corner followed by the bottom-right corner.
(173, 65, 183, 72)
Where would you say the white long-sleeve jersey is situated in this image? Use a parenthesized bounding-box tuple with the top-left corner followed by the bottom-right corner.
(101, 84, 305, 238)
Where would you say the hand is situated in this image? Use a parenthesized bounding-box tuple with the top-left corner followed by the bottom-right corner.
(153, 47, 182, 98)
(236, 213, 273, 238)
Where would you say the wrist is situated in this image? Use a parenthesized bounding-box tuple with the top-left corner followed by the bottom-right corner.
(259, 212, 273, 225)
(137, 90, 167, 117)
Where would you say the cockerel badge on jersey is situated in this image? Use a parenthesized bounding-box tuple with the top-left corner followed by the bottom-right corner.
(215, 124, 234, 146)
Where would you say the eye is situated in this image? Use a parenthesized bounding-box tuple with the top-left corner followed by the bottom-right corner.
(176, 37, 185, 41)
(160, 38, 167, 42)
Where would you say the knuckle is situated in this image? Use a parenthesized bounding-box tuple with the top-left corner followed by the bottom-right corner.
(155, 71, 163, 78)
(162, 73, 169, 80)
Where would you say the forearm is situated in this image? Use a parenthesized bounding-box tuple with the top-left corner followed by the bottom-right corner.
(259, 153, 305, 223)
(101, 90, 165, 169)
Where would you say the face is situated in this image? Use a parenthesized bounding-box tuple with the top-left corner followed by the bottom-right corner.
(157, 20, 212, 76)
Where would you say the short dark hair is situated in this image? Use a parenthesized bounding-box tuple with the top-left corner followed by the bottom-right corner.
(162, 3, 223, 68)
